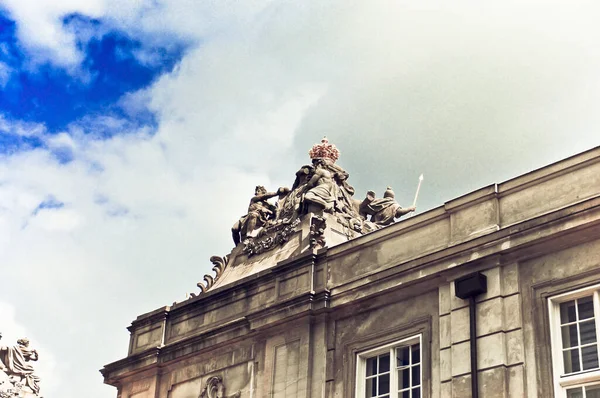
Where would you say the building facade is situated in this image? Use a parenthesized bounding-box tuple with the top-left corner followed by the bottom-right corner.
(102, 143, 600, 398)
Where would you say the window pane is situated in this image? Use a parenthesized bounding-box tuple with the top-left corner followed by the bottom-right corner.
(399, 367, 410, 389)
(365, 377, 376, 398)
(380, 354, 390, 373)
(567, 387, 583, 398)
(561, 324, 579, 348)
(397, 347, 410, 367)
(582, 345, 599, 370)
(413, 387, 421, 398)
(367, 357, 378, 376)
(587, 384, 600, 398)
(379, 373, 390, 394)
(412, 344, 421, 364)
(561, 300, 577, 324)
(578, 296, 595, 320)
(412, 365, 420, 387)
(401, 391, 410, 398)
(580, 320, 597, 345)
(564, 348, 581, 373)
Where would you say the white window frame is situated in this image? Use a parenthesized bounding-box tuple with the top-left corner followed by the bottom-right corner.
(548, 283, 600, 398)
(355, 334, 422, 398)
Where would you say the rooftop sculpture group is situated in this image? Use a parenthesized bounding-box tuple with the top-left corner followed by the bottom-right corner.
(231, 138, 417, 253)
(193, 138, 423, 295)
(0, 333, 42, 397)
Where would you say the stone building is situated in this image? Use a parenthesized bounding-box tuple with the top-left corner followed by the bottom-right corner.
(102, 141, 600, 398)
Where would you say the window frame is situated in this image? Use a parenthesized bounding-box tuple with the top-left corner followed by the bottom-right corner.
(355, 334, 422, 398)
(548, 283, 600, 398)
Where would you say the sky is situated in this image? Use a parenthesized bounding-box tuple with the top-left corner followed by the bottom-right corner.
(0, 1, 598, 397)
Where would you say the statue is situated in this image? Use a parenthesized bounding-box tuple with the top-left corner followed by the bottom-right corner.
(276, 165, 314, 222)
(231, 185, 289, 245)
(224, 137, 419, 259)
(302, 158, 337, 212)
(0, 333, 42, 396)
(359, 187, 415, 226)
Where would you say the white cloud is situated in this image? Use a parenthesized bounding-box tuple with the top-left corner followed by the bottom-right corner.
(0, 115, 46, 137)
(0, 62, 11, 88)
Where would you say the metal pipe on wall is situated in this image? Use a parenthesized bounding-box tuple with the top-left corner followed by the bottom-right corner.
(454, 272, 487, 398)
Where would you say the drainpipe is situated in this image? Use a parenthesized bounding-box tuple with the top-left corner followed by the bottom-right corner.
(454, 272, 487, 398)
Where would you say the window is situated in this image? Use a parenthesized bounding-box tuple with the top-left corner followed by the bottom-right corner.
(548, 284, 600, 398)
(356, 335, 422, 398)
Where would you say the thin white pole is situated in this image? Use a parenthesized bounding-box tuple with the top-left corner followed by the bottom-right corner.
(412, 174, 424, 208)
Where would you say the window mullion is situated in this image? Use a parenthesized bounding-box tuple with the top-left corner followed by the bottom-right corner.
(595, 292, 600, 373)
(390, 347, 396, 398)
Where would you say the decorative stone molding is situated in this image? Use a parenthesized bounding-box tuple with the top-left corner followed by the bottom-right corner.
(309, 215, 326, 249)
(198, 375, 240, 398)
(196, 256, 229, 293)
(243, 218, 301, 257)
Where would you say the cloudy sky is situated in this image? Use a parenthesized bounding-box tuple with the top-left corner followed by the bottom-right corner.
(0, 1, 598, 396)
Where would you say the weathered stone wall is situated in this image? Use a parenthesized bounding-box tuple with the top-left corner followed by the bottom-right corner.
(329, 287, 439, 398)
(439, 263, 525, 398)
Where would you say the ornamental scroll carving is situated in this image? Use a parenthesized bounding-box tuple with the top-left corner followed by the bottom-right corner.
(196, 256, 229, 293)
(243, 218, 301, 257)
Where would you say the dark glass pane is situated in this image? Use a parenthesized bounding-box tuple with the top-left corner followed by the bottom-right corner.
(380, 396, 389, 398)
(580, 320, 597, 345)
(561, 324, 579, 348)
(582, 345, 599, 370)
(563, 348, 581, 373)
(402, 391, 410, 398)
(365, 377, 376, 398)
(399, 367, 410, 389)
(379, 373, 390, 394)
(367, 357, 377, 376)
(413, 387, 421, 398)
(586, 384, 600, 398)
(578, 296, 595, 320)
(412, 344, 421, 364)
(412, 365, 420, 387)
(567, 387, 583, 398)
(380, 354, 390, 373)
(397, 346, 410, 367)
(561, 300, 577, 324)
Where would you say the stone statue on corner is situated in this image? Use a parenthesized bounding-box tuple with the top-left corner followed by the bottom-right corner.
(0, 333, 42, 397)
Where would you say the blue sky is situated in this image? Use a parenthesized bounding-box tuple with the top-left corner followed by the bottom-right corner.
(0, 2, 599, 398)
(0, 10, 185, 154)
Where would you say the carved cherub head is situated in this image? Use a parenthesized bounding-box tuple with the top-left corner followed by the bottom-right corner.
(254, 185, 267, 195)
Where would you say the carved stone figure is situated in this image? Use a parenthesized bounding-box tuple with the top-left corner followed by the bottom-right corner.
(198, 375, 240, 398)
(309, 215, 326, 249)
(231, 186, 288, 245)
(303, 158, 337, 212)
(276, 165, 314, 222)
(360, 187, 415, 226)
(0, 334, 42, 396)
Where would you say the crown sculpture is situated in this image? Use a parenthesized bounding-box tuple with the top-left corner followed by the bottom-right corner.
(195, 137, 418, 296)
(0, 333, 42, 398)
